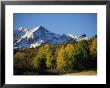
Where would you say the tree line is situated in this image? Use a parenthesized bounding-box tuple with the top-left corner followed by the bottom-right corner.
(14, 37, 97, 74)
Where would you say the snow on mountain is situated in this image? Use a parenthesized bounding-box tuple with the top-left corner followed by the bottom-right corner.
(14, 27, 27, 44)
(66, 34, 89, 41)
(14, 26, 89, 49)
(30, 39, 44, 48)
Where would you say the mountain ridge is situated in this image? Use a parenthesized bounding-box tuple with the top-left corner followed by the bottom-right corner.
(14, 26, 91, 49)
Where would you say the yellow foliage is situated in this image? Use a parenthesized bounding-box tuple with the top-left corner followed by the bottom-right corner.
(90, 38, 97, 57)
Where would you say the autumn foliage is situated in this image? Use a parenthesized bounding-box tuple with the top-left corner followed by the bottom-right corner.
(14, 37, 97, 75)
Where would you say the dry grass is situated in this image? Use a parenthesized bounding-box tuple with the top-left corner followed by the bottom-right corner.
(63, 70, 97, 75)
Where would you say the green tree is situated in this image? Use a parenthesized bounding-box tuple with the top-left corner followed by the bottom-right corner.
(31, 44, 57, 71)
(31, 45, 46, 71)
(74, 40, 90, 69)
(64, 43, 75, 71)
(89, 38, 97, 69)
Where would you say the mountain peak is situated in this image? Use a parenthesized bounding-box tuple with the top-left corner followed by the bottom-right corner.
(80, 34, 87, 38)
(32, 26, 48, 33)
(14, 26, 90, 49)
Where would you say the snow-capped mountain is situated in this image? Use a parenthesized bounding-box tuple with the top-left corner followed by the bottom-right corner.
(66, 34, 89, 41)
(14, 26, 89, 49)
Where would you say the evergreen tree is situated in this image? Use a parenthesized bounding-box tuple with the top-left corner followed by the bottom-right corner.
(74, 40, 90, 69)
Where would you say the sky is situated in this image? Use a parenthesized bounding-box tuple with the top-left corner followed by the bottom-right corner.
(14, 13, 97, 36)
